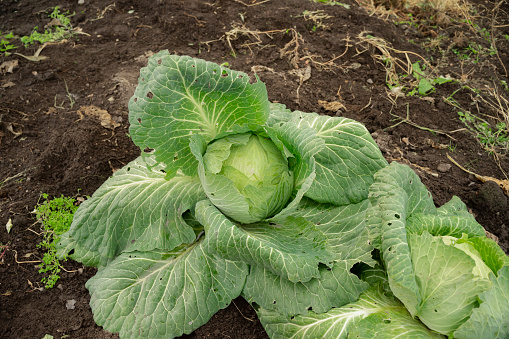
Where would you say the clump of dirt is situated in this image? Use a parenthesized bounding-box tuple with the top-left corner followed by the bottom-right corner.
(1, 0, 508, 338)
(472, 180, 509, 252)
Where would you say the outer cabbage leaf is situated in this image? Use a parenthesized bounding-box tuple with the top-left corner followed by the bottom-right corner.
(285, 110, 387, 206)
(408, 232, 492, 335)
(57, 155, 205, 267)
(292, 197, 374, 264)
(267, 102, 292, 126)
(347, 308, 445, 339)
(243, 261, 368, 316)
(406, 213, 486, 238)
(354, 262, 390, 292)
(406, 196, 485, 238)
(86, 241, 248, 339)
(257, 285, 444, 339)
(365, 162, 435, 316)
(365, 161, 436, 249)
(437, 195, 472, 215)
(128, 51, 269, 178)
(454, 266, 509, 339)
(195, 200, 335, 283)
(242, 198, 372, 316)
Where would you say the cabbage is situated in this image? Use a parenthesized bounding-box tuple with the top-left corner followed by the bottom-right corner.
(56, 52, 509, 339)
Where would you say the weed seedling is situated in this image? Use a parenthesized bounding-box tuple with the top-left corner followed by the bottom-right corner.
(20, 7, 76, 48)
(448, 142, 457, 153)
(501, 80, 508, 91)
(0, 31, 17, 56)
(458, 111, 509, 154)
(407, 61, 452, 96)
(34, 193, 79, 288)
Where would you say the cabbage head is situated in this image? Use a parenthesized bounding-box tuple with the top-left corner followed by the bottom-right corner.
(200, 133, 294, 224)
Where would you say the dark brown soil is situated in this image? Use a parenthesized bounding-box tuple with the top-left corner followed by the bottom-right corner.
(1, 0, 508, 338)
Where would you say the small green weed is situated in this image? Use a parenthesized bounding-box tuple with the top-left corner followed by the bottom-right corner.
(20, 7, 75, 48)
(34, 193, 79, 288)
(452, 48, 471, 61)
(468, 43, 497, 56)
(394, 20, 419, 29)
(458, 111, 509, 154)
(0, 31, 17, 56)
(501, 80, 508, 91)
(453, 43, 497, 63)
(445, 86, 509, 155)
(479, 27, 490, 40)
(407, 61, 452, 96)
(448, 142, 457, 153)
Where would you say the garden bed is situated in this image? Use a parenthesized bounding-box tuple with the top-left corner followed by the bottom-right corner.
(1, 0, 508, 337)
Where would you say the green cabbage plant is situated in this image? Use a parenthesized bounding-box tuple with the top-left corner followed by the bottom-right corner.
(57, 51, 509, 339)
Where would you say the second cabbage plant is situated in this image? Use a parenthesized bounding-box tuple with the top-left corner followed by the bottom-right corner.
(57, 51, 509, 338)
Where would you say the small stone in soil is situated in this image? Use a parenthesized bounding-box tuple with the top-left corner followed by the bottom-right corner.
(66, 299, 77, 309)
(437, 163, 452, 172)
